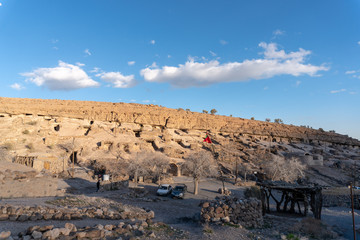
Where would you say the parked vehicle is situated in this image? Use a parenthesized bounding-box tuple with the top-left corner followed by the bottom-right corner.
(171, 184, 187, 199)
(156, 184, 172, 196)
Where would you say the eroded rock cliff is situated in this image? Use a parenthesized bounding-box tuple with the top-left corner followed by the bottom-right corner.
(0, 97, 358, 146)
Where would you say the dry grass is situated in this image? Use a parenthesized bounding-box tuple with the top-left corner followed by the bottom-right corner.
(2, 142, 14, 150)
(26, 121, 37, 126)
(22, 129, 30, 134)
(290, 217, 338, 239)
(26, 143, 35, 152)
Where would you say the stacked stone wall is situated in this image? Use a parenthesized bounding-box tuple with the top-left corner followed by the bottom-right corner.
(323, 194, 360, 209)
(0, 204, 154, 222)
(200, 196, 263, 228)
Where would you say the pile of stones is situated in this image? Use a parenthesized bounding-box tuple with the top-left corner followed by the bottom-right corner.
(0, 205, 154, 222)
(0, 221, 159, 240)
(200, 196, 263, 228)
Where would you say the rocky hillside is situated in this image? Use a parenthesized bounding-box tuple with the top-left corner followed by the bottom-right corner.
(0, 97, 359, 187)
(0, 97, 359, 146)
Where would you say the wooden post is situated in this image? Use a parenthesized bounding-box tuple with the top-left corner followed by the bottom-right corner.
(351, 183, 357, 240)
(72, 137, 75, 178)
(235, 157, 238, 184)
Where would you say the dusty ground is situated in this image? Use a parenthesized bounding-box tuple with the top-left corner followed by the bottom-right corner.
(0, 173, 353, 240)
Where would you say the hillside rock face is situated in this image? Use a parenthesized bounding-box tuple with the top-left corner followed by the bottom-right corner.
(0, 97, 359, 146)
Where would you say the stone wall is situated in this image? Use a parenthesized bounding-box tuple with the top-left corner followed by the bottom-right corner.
(1, 221, 171, 240)
(0, 97, 359, 147)
(323, 194, 360, 209)
(200, 196, 263, 228)
(0, 204, 154, 222)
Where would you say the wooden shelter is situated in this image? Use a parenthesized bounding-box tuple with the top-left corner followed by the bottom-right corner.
(257, 181, 323, 219)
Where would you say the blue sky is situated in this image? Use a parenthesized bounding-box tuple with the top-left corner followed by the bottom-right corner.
(0, 0, 360, 139)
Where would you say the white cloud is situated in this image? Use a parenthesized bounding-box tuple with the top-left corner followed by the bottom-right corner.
(273, 29, 285, 37)
(150, 40, 156, 45)
(209, 51, 217, 57)
(97, 71, 136, 88)
(142, 100, 150, 103)
(358, 41, 360, 45)
(264, 86, 269, 90)
(330, 89, 346, 94)
(130, 99, 136, 102)
(76, 62, 85, 67)
(84, 49, 91, 56)
(296, 80, 301, 87)
(346, 70, 356, 74)
(10, 83, 25, 90)
(259, 42, 311, 60)
(90, 67, 101, 73)
(220, 40, 228, 45)
(140, 42, 328, 88)
(149, 62, 158, 68)
(128, 61, 135, 66)
(22, 61, 99, 90)
(0, 3, 2, 6)
(168, 55, 171, 58)
(349, 91, 357, 95)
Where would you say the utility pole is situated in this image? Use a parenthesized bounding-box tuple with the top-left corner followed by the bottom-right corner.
(350, 182, 356, 240)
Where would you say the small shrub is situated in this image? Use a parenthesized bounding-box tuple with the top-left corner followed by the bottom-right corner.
(244, 186, 261, 200)
(202, 110, 208, 114)
(210, 109, 217, 115)
(286, 233, 300, 240)
(274, 118, 283, 124)
(265, 118, 271, 122)
(224, 222, 240, 228)
(203, 224, 213, 233)
(2, 142, 14, 150)
(22, 130, 30, 134)
(26, 143, 35, 152)
(251, 117, 255, 120)
(27, 121, 37, 125)
(290, 217, 338, 239)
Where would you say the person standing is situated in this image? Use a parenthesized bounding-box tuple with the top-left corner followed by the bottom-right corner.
(96, 178, 101, 192)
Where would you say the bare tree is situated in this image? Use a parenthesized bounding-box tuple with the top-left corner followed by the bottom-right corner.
(127, 151, 151, 186)
(147, 152, 170, 185)
(0, 147, 11, 162)
(262, 156, 306, 182)
(183, 151, 218, 195)
(238, 162, 252, 182)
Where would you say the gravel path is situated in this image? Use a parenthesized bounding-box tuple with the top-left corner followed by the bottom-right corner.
(322, 207, 360, 239)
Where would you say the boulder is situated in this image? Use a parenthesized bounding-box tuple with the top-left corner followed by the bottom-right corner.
(0, 231, 11, 240)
